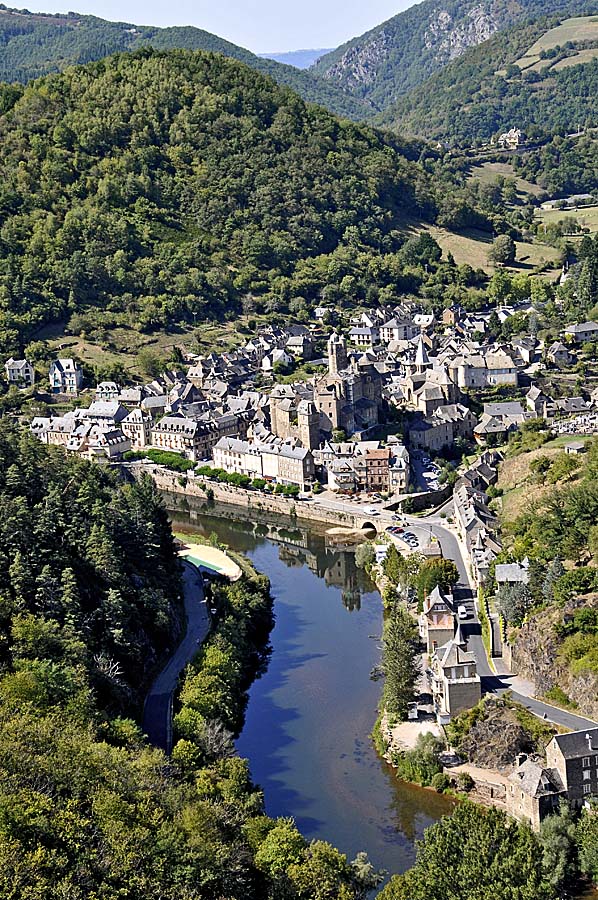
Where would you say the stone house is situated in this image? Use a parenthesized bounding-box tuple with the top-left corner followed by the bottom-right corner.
(419, 586, 455, 654)
(429, 628, 481, 724)
(564, 322, 598, 344)
(506, 757, 565, 831)
(95, 381, 120, 401)
(121, 408, 152, 449)
(151, 415, 200, 457)
(526, 385, 552, 418)
(353, 447, 391, 492)
(379, 317, 417, 344)
(495, 559, 530, 587)
(547, 342, 574, 367)
(213, 436, 315, 491)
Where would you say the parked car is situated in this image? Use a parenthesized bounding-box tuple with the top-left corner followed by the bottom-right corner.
(407, 702, 419, 721)
(458, 605, 470, 620)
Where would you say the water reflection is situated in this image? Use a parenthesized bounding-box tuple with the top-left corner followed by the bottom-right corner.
(166, 494, 454, 878)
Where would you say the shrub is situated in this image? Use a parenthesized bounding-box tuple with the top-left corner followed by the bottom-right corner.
(457, 772, 475, 792)
(431, 772, 450, 793)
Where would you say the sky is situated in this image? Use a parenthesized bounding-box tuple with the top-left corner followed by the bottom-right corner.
(35, 0, 416, 53)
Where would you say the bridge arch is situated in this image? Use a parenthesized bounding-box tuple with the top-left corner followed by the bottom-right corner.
(360, 521, 377, 534)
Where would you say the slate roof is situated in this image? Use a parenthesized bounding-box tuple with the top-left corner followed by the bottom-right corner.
(509, 759, 564, 798)
(553, 728, 598, 759)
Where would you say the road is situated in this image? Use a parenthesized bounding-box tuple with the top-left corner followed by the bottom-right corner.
(311, 492, 598, 731)
(407, 516, 598, 730)
(142, 560, 210, 752)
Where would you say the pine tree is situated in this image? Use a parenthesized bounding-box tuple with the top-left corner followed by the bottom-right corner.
(60, 567, 81, 629)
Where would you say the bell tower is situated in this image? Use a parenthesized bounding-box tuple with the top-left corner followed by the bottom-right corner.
(297, 400, 320, 450)
(327, 331, 347, 375)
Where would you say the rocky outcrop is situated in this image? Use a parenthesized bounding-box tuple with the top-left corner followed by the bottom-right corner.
(322, 29, 392, 89)
(510, 595, 598, 721)
(424, 4, 500, 62)
(312, 0, 538, 106)
(455, 698, 547, 769)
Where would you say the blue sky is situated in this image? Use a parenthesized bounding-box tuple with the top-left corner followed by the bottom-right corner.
(38, 0, 416, 53)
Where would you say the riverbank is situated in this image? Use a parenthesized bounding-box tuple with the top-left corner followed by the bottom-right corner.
(175, 536, 243, 581)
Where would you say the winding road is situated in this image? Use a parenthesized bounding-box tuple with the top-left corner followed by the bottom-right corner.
(405, 512, 598, 731)
(142, 560, 210, 752)
(313, 492, 598, 730)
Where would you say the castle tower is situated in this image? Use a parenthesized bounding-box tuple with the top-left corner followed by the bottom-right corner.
(327, 331, 348, 375)
(297, 399, 320, 450)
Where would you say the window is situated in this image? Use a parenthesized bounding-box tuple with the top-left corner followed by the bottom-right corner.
(583, 757, 591, 768)
(584, 784, 592, 795)
(584, 770, 591, 781)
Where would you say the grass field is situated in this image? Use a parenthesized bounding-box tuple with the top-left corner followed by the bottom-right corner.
(43, 318, 251, 379)
(552, 47, 598, 70)
(535, 204, 598, 235)
(467, 161, 545, 199)
(514, 16, 598, 71)
(427, 225, 562, 277)
(498, 436, 592, 521)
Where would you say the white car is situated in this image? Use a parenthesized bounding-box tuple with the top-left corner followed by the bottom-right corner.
(458, 605, 470, 620)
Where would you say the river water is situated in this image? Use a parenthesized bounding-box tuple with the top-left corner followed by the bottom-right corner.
(167, 498, 454, 878)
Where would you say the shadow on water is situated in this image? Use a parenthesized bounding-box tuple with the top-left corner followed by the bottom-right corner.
(168, 502, 455, 878)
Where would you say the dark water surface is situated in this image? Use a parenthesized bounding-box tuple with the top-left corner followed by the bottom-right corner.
(168, 502, 454, 877)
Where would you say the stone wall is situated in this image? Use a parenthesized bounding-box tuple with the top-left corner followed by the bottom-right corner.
(143, 467, 365, 531)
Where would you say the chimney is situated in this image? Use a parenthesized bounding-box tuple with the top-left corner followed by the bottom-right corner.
(517, 753, 528, 767)
(586, 733, 594, 752)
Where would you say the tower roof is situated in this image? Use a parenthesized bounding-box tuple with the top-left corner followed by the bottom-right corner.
(415, 335, 430, 367)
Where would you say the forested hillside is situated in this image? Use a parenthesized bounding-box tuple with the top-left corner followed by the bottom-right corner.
(0, 6, 366, 119)
(312, 0, 596, 112)
(381, 13, 598, 145)
(0, 48, 483, 357)
(0, 421, 182, 715)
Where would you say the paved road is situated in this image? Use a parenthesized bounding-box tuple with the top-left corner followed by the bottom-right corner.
(143, 561, 210, 752)
(400, 515, 598, 731)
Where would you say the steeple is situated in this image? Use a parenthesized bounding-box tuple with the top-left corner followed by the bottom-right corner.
(415, 334, 430, 372)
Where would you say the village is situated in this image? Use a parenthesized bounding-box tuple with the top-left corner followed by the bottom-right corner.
(6, 298, 598, 836)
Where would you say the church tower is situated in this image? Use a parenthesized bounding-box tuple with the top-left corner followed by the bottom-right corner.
(414, 334, 430, 374)
(327, 331, 348, 375)
(297, 400, 320, 450)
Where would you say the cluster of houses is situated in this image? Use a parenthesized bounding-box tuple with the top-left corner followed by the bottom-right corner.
(419, 457, 598, 832)
(10, 304, 598, 494)
(454, 450, 503, 587)
(419, 586, 482, 724)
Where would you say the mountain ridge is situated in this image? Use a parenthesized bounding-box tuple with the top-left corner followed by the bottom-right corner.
(311, 0, 598, 113)
(0, 5, 367, 119)
(378, 11, 598, 145)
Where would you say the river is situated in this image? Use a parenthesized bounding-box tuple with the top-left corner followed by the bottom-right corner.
(168, 498, 454, 879)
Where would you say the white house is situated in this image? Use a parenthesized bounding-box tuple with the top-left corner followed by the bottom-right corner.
(49, 359, 83, 395)
(5, 358, 35, 388)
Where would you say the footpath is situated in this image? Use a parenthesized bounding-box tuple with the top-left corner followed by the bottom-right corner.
(142, 561, 210, 753)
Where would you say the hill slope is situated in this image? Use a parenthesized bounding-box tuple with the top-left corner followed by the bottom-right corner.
(0, 48, 441, 357)
(0, 6, 366, 119)
(380, 13, 598, 145)
(312, 0, 598, 112)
